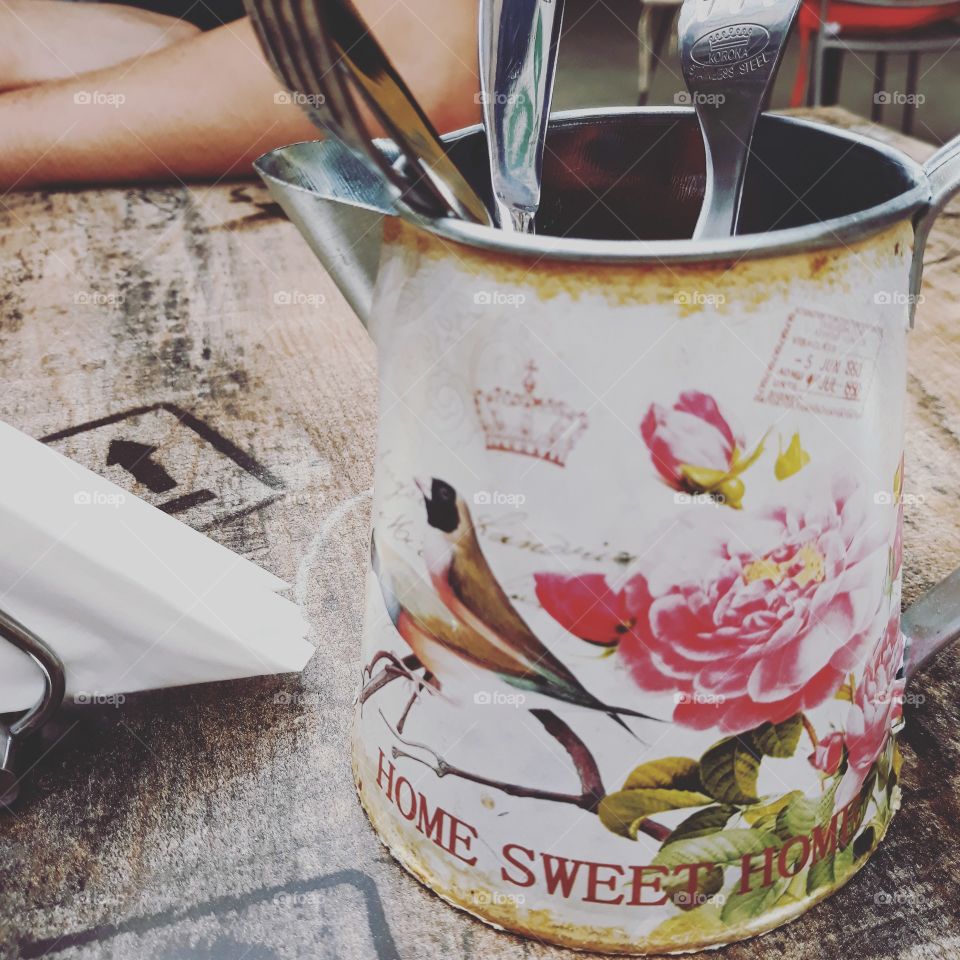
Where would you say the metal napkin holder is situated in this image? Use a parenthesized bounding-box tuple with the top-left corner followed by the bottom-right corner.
(0, 608, 65, 805)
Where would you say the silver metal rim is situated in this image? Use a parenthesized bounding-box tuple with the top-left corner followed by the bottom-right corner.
(0, 607, 65, 738)
(257, 106, 933, 264)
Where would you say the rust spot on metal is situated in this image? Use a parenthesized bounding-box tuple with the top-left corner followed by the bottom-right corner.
(383, 219, 913, 316)
(810, 253, 830, 276)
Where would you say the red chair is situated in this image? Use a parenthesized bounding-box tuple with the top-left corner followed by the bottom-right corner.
(791, 0, 960, 133)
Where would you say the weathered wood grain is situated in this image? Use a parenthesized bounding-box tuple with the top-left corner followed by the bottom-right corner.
(0, 109, 958, 959)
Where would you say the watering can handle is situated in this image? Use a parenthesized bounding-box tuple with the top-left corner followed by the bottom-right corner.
(903, 567, 960, 681)
(902, 136, 960, 674)
(910, 133, 960, 326)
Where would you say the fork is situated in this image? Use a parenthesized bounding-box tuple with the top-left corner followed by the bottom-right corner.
(678, 0, 802, 238)
(245, 0, 490, 223)
(479, 0, 566, 233)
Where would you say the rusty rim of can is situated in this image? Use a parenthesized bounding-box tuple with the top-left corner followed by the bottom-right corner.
(259, 107, 931, 265)
(420, 107, 930, 263)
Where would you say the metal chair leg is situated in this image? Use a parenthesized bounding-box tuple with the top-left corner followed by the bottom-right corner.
(638, 2, 653, 106)
(871, 51, 888, 124)
(811, 34, 826, 106)
(650, 6, 676, 90)
(822, 48, 844, 105)
(0, 608, 66, 805)
(904, 51, 921, 136)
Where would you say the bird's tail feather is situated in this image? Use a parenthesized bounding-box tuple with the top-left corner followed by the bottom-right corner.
(603, 702, 662, 722)
(503, 675, 660, 728)
(606, 711, 641, 739)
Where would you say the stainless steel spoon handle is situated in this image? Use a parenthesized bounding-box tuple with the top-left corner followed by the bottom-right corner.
(693, 87, 761, 238)
(679, 0, 802, 240)
(479, 0, 565, 233)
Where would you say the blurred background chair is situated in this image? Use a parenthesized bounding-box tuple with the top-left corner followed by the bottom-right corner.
(637, 0, 682, 104)
(791, 0, 960, 134)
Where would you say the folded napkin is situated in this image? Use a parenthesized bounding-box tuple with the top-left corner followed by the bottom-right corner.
(0, 420, 313, 713)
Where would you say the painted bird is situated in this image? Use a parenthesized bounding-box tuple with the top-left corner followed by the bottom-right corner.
(371, 477, 659, 731)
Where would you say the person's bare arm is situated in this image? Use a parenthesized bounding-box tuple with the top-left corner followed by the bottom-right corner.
(0, 0, 200, 91)
(0, 3, 481, 191)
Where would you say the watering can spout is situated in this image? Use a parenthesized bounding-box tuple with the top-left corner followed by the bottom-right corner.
(254, 139, 397, 328)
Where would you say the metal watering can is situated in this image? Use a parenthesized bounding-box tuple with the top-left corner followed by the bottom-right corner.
(256, 108, 960, 954)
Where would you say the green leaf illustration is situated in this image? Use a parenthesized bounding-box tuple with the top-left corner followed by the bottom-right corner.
(623, 756, 703, 792)
(699, 738, 762, 804)
(653, 829, 780, 871)
(723, 834, 806, 924)
(649, 902, 727, 943)
(700, 714, 805, 804)
(666, 804, 738, 843)
(834, 843, 856, 884)
(722, 874, 791, 924)
(742, 791, 802, 825)
(753, 714, 804, 758)
(665, 863, 725, 911)
(777, 871, 811, 907)
(806, 851, 836, 894)
(775, 780, 839, 840)
(599, 789, 712, 839)
(807, 826, 849, 892)
(598, 757, 713, 839)
(775, 792, 821, 839)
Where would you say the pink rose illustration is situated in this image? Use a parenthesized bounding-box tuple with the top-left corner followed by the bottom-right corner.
(616, 475, 891, 734)
(640, 391, 764, 509)
(641, 391, 739, 485)
(809, 731, 845, 776)
(835, 611, 906, 805)
(534, 573, 653, 648)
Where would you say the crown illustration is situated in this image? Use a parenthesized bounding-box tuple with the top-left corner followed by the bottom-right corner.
(474, 361, 589, 467)
(708, 27, 752, 54)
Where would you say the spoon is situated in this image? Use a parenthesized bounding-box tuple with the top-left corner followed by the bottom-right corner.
(678, 0, 802, 238)
(479, 0, 565, 232)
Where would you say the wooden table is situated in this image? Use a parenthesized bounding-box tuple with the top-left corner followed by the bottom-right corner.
(1, 108, 959, 960)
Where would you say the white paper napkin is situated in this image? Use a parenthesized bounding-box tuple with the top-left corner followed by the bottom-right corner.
(0, 420, 313, 712)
